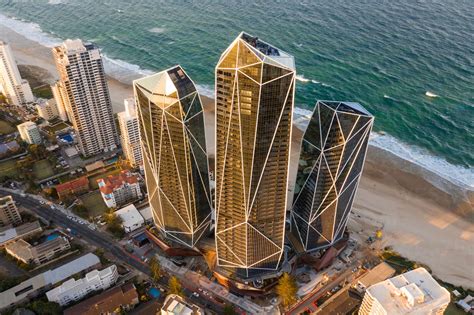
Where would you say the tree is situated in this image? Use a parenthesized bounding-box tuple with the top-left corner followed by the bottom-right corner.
(223, 304, 236, 315)
(276, 272, 298, 308)
(149, 256, 162, 282)
(168, 276, 183, 296)
(28, 300, 62, 315)
(105, 210, 124, 238)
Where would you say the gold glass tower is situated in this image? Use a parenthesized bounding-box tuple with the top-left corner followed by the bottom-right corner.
(215, 32, 296, 278)
(290, 101, 374, 252)
(134, 66, 211, 248)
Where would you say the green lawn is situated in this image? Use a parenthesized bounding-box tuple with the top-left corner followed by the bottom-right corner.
(445, 303, 465, 315)
(0, 120, 15, 135)
(33, 159, 55, 180)
(44, 122, 70, 134)
(0, 159, 18, 179)
(88, 168, 123, 189)
(80, 191, 108, 217)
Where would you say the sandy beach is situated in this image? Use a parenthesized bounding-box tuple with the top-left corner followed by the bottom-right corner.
(1, 25, 473, 288)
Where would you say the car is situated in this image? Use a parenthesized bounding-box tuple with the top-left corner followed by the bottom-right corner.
(40, 201, 45, 205)
(192, 292, 199, 297)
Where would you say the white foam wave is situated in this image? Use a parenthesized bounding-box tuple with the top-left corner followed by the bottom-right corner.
(149, 27, 166, 34)
(425, 91, 438, 98)
(321, 83, 331, 87)
(370, 133, 473, 189)
(311, 80, 320, 84)
(102, 55, 153, 84)
(296, 75, 310, 82)
(196, 84, 215, 98)
(0, 13, 61, 47)
(48, 0, 65, 4)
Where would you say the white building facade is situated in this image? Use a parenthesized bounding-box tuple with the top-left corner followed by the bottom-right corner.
(97, 171, 142, 208)
(46, 265, 118, 306)
(17, 121, 42, 144)
(0, 41, 34, 105)
(36, 99, 59, 121)
(359, 268, 450, 315)
(118, 98, 142, 167)
(50, 81, 69, 121)
(52, 39, 118, 157)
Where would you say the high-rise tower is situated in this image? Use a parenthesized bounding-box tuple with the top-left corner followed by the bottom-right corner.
(0, 41, 34, 105)
(118, 98, 142, 168)
(215, 32, 295, 278)
(290, 101, 373, 252)
(134, 65, 211, 248)
(52, 39, 118, 157)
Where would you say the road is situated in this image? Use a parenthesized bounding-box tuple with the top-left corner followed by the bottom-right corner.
(287, 267, 356, 314)
(0, 189, 225, 314)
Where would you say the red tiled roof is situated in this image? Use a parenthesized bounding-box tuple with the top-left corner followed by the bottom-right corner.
(64, 283, 138, 315)
(56, 176, 89, 194)
(97, 170, 139, 195)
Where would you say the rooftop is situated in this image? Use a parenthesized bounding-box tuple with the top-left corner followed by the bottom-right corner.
(161, 294, 203, 315)
(366, 267, 450, 314)
(97, 170, 139, 195)
(0, 195, 14, 206)
(64, 283, 138, 315)
(319, 101, 372, 116)
(0, 221, 42, 245)
(115, 204, 144, 228)
(134, 65, 196, 106)
(55, 176, 89, 194)
(238, 31, 295, 70)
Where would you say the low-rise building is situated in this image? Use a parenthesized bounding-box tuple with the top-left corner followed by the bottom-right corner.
(0, 195, 22, 227)
(139, 206, 153, 224)
(97, 170, 142, 208)
(355, 262, 396, 293)
(161, 294, 204, 315)
(456, 295, 474, 313)
(55, 176, 89, 199)
(0, 140, 21, 158)
(359, 267, 450, 315)
(46, 265, 119, 306)
(64, 283, 139, 315)
(0, 221, 42, 247)
(17, 121, 42, 145)
(36, 99, 59, 121)
(115, 204, 144, 233)
(0, 253, 100, 310)
(5, 234, 70, 265)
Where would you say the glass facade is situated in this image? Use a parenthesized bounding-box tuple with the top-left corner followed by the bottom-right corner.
(134, 66, 211, 248)
(215, 32, 295, 278)
(290, 101, 374, 252)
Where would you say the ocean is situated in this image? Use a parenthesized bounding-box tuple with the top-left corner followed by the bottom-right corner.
(0, 0, 473, 188)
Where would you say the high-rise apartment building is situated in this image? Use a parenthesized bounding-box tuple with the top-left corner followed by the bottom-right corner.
(17, 121, 42, 145)
(118, 98, 142, 167)
(359, 268, 450, 315)
(0, 41, 34, 105)
(134, 65, 212, 248)
(215, 32, 295, 277)
(290, 101, 373, 252)
(52, 39, 118, 157)
(51, 81, 69, 121)
(0, 195, 22, 227)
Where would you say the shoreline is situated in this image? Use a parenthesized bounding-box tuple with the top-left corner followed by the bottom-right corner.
(1, 24, 473, 288)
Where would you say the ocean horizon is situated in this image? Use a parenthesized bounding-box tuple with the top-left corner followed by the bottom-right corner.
(0, 0, 472, 189)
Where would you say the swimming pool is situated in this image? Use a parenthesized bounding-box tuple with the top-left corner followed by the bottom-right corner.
(45, 233, 60, 242)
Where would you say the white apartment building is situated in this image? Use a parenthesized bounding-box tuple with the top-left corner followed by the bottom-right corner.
(0, 41, 34, 105)
(0, 195, 22, 227)
(36, 99, 59, 121)
(118, 98, 142, 167)
(359, 267, 450, 315)
(52, 39, 118, 157)
(17, 121, 42, 144)
(50, 81, 68, 121)
(97, 170, 142, 208)
(46, 264, 118, 306)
